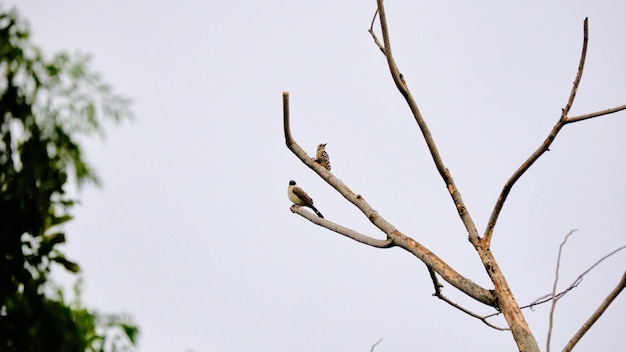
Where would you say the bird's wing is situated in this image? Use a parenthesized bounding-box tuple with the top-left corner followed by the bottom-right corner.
(293, 186, 314, 206)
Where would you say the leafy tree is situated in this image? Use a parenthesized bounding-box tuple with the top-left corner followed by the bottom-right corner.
(0, 7, 138, 352)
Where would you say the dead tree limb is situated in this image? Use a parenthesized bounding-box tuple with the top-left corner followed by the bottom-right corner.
(546, 230, 578, 352)
(484, 19, 588, 247)
(484, 18, 626, 247)
(368, 1, 480, 246)
(368, 2, 538, 350)
(545, 231, 626, 351)
(369, 338, 383, 352)
(566, 104, 626, 122)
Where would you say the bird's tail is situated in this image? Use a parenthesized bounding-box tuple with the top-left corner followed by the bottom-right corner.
(310, 205, 324, 218)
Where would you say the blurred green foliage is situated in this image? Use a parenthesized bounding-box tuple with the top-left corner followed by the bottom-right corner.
(0, 7, 137, 352)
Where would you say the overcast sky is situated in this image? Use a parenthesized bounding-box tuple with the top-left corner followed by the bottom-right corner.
(7, 0, 626, 351)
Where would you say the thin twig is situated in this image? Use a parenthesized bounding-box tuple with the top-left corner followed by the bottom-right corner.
(484, 19, 589, 247)
(528, 284, 580, 310)
(534, 244, 626, 306)
(563, 270, 626, 352)
(562, 245, 626, 294)
(482, 243, 626, 319)
(370, 338, 383, 352)
(427, 266, 508, 331)
(562, 18, 589, 119)
(368, 8, 385, 54)
(546, 230, 577, 352)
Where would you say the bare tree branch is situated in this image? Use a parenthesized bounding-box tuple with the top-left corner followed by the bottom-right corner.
(546, 230, 577, 352)
(562, 18, 589, 118)
(283, 91, 497, 307)
(290, 205, 394, 248)
(427, 266, 508, 331)
(563, 270, 626, 352)
(534, 244, 626, 307)
(566, 104, 626, 123)
(368, 3, 537, 350)
(368, 8, 385, 54)
(368, 2, 481, 245)
(369, 338, 383, 352)
(564, 245, 626, 290)
(484, 18, 626, 247)
(482, 242, 626, 323)
(484, 19, 588, 247)
(545, 231, 626, 352)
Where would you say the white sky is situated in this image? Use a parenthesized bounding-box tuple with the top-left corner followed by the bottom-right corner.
(7, 1, 626, 351)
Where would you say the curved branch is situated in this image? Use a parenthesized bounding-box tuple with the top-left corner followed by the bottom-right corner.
(427, 266, 508, 331)
(484, 19, 626, 249)
(290, 205, 394, 248)
(370, 338, 383, 352)
(283, 91, 497, 307)
(485, 18, 597, 246)
(562, 18, 589, 118)
(484, 118, 568, 247)
(546, 230, 626, 352)
(546, 230, 577, 352)
(484, 19, 589, 246)
(563, 270, 626, 352)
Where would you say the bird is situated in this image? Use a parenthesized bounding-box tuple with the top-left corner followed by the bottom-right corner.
(287, 180, 324, 218)
(315, 143, 331, 171)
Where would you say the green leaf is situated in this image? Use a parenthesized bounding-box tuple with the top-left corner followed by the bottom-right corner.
(51, 255, 81, 273)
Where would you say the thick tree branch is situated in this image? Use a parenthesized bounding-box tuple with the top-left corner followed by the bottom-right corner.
(562, 270, 626, 352)
(369, 2, 538, 351)
(283, 91, 497, 307)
